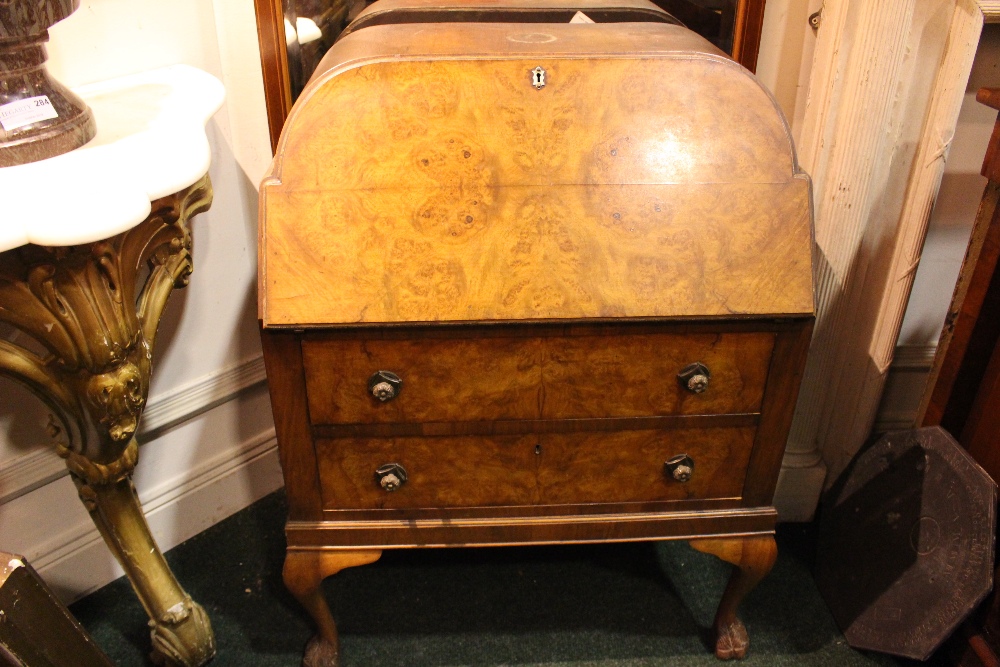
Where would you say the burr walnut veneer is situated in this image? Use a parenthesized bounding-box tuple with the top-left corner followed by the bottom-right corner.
(259, 15, 814, 666)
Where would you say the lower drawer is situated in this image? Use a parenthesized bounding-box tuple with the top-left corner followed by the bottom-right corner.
(315, 426, 755, 510)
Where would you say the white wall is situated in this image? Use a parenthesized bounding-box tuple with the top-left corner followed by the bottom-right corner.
(0, 0, 281, 602)
(754, 0, 823, 138)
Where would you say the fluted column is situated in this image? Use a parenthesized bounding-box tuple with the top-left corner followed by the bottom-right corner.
(774, 0, 984, 520)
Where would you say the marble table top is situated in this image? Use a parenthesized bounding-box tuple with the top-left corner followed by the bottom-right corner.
(0, 64, 225, 252)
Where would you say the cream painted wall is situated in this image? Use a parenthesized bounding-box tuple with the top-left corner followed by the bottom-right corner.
(754, 0, 823, 137)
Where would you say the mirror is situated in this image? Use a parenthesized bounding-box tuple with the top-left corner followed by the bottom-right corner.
(254, 0, 767, 151)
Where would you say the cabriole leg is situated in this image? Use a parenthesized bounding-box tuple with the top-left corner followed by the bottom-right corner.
(689, 535, 777, 660)
(283, 548, 382, 667)
(72, 461, 215, 666)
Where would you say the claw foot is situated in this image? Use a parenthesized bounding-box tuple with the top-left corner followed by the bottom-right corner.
(714, 617, 749, 660)
(148, 596, 216, 667)
(303, 634, 339, 667)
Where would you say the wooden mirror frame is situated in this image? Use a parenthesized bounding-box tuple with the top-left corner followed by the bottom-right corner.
(253, 0, 767, 152)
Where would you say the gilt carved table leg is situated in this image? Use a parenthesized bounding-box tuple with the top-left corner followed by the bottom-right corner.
(689, 535, 778, 660)
(0, 175, 216, 667)
(283, 548, 382, 667)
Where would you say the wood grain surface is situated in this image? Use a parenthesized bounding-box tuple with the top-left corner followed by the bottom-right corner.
(260, 330, 325, 520)
(302, 331, 773, 424)
(285, 507, 777, 548)
(315, 425, 753, 510)
(258, 17, 814, 663)
(260, 27, 813, 326)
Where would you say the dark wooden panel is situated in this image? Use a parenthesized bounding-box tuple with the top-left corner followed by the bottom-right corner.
(742, 319, 813, 506)
(260, 328, 324, 520)
(285, 507, 778, 548)
(921, 184, 1000, 432)
(978, 88, 1000, 184)
(962, 335, 1000, 483)
(313, 413, 758, 439)
(340, 5, 681, 41)
(253, 0, 291, 153)
(732, 0, 767, 73)
(319, 495, 743, 520)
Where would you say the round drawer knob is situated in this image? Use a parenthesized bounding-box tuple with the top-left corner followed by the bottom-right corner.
(677, 362, 711, 394)
(375, 463, 407, 491)
(665, 454, 695, 483)
(368, 370, 402, 402)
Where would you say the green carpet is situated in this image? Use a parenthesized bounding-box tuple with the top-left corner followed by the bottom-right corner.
(71, 491, 920, 666)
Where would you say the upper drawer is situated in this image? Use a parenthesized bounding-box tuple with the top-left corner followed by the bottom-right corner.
(302, 331, 774, 424)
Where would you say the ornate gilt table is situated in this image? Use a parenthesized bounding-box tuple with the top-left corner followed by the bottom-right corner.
(0, 65, 224, 667)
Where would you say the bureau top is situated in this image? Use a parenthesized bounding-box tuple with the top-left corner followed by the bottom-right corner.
(259, 21, 815, 328)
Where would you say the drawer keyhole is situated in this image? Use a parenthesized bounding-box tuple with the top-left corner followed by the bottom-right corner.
(535, 444, 542, 455)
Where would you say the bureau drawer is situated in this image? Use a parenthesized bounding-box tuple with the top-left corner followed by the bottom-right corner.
(302, 332, 773, 424)
(315, 426, 755, 510)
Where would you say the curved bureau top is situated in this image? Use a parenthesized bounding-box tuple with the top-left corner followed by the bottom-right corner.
(259, 22, 814, 327)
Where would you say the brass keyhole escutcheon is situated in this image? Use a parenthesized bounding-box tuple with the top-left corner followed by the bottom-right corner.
(531, 66, 546, 90)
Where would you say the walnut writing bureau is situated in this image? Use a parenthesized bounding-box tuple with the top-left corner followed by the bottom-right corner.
(259, 13, 814, 666)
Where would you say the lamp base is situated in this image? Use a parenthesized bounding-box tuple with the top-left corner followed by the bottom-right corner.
(0, 32, 95, 167)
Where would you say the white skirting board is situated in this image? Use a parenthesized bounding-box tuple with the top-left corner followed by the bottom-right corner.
(776, 344, 936, 520)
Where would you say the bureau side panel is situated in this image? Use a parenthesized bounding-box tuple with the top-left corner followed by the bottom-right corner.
(260, 329, 324, 520)
(742, 319, 814, 506)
